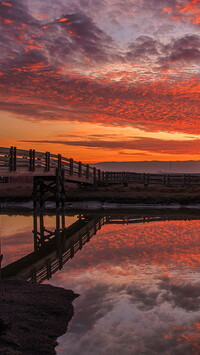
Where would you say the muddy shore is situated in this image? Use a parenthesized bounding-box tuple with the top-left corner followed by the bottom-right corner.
(0, 183, 200, 206)
(0, 280, 78, 355)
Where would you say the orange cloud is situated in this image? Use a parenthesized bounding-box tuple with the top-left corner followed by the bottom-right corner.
(163, 0, 200, 26)
(1, 1, 12, 7)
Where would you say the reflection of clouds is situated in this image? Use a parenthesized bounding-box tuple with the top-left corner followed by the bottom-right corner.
(52, 219, 200, 354)
(71, 284, 116, 334)
(55, 220, 200, 273)
(57, 274, 200, 354)
(159, 276, 200, 312)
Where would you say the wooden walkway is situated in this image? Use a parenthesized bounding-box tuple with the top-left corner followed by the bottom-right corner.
(0, 146, 101, 185)
(0, 146, 200, 188)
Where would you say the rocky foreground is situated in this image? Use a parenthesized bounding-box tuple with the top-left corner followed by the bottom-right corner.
(0, 280, 79, 355)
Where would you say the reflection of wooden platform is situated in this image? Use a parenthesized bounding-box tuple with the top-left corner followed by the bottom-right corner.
(1, 216, 106, 283)
(2, 212, 198, 284)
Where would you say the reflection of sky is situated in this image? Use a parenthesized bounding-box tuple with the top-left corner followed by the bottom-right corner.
(1, 215, 200, 353)
(47, 220, 200, 355)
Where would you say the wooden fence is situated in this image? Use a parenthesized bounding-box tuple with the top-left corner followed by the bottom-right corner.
(103, 171, 200, 186)
(0, 146, 101, 183)
(0, 147, 199, 187)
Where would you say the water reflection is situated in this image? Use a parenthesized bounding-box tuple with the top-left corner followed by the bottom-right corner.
(1, 210, 200, 354)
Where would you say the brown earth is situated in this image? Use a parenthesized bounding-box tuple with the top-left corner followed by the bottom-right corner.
(0, 182, 200, 205)
(0, 280, 78, 355)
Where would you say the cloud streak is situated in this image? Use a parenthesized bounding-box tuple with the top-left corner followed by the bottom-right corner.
(21, 136, 200, 155)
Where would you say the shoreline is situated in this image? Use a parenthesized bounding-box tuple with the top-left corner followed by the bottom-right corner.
(0, 183, 199, 207)
(0, 280, 78, 355)
(1, 199, 200, 212)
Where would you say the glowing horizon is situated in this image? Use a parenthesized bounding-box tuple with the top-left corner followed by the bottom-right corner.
(0, 0, 199, 163)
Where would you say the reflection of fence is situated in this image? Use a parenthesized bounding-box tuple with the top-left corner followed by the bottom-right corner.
(106, 215, 192, 224)
(0, 215, 107, 283)
(1, 212, 199, 283)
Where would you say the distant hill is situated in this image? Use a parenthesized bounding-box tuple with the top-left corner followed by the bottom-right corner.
(93, 161, 200, 174)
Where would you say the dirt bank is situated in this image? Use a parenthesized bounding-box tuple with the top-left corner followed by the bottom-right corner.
(0, 280, 78, 355)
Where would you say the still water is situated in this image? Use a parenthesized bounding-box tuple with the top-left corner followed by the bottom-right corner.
(1, 211, 200, 354)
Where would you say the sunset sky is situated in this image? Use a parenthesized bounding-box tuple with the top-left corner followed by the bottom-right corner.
(0, 0, 200, 163)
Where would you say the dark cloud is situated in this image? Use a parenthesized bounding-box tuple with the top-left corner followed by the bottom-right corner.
(20, 137, 200, 155)
(160, 34, 200, 65)
(127, 36, 160, 61)
(159, 276, 200, 312)
(70, 284, 115, 333)
(126, 34, 200, 66)
(0, 0, 114, 73)
(0, 0, 200, 137)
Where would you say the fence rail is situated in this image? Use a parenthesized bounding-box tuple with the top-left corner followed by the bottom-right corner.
(103, 171, 200, 186)
(0, 147, 200, 187)
(0, 146, 100, 183)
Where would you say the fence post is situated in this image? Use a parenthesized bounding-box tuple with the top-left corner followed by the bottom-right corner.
(86, 164, 90, 179)
(93, 167, 96, 184)
(69, 158, 73, 176)
(45, 151, 50, 172)
(9, 146, 17, 171)
(58, 154, 62, 174)
(29, 149, 32, 171)
(98, 169, 101, 181)
(32, 150, 35, 171)
(78, 161, 82, 177)
(13, 146, 16, 171)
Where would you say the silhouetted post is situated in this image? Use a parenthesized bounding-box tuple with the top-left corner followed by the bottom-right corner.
(78, 161, 82, 177)
(57, 154, 62, 175)
(102, 171, 105, 182)
(86, 164, 90, 179)
(46, 259, 52, 279)
(33, 211, 38, 251)
(70, 241, 74, 258)
(98, 169, 101, 182)
(56, 168, 61, 211)
(69, 158, 73, 175)
(9, 146, 17, 171)
(40, 212, 45, 245)
(93, 167, 97, 184)
(45, 151, 50, 172)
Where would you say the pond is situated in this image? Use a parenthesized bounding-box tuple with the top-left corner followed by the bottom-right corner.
(1, 211, 200, 354)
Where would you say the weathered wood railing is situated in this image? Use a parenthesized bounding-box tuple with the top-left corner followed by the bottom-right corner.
(0, 147, 199, 186)
(103, 171, 200, 186)
(0, 146, 102, 184)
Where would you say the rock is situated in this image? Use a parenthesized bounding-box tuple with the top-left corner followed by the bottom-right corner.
(0, 280, 79, 355)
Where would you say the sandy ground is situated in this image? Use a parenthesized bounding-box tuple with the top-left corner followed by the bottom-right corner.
(0, 280, 78, 355)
